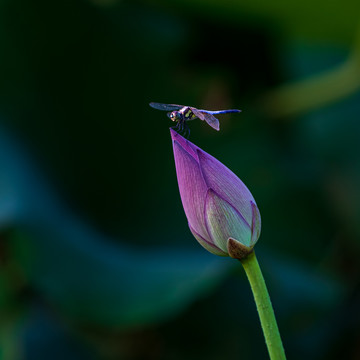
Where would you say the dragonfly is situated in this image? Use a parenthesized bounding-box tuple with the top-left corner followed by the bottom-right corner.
(149, 102, 241, 137)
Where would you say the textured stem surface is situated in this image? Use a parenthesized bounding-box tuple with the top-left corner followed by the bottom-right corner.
(240, 251, 286, 360)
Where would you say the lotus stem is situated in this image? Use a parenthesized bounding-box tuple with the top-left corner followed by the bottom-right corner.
(240, 251, 286, 360)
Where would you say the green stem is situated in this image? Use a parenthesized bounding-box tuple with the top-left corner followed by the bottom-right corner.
(240, 251, 286, 360)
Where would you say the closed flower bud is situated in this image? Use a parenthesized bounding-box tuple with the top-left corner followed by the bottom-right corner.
(170, 129, 261, 259)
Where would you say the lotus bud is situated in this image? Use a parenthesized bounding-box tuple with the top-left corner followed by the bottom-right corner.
(170, 129, 261, 259)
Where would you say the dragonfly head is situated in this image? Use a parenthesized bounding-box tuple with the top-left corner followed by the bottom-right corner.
(167, 111, 180, 122)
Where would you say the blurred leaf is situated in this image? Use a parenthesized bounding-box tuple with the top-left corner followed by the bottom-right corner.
(0, 125, 231, 328)
(11, 231, 230, 328)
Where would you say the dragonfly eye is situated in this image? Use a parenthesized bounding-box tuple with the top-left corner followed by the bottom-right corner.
(170, 112, 176, 121)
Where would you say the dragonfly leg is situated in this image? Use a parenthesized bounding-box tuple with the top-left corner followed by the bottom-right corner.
(171, 119, 190, 138)
(175, 119, 183, 135)
(183, 121, 190, 138)
(180, 119, 185, 133)
(172, 121, 180, 131)
(171, 121, 181, 134)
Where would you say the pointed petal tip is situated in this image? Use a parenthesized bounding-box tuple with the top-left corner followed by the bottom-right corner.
(170, 128, 179, 140)
(170, 128, 187, 141)
(171, 129, 199, 160)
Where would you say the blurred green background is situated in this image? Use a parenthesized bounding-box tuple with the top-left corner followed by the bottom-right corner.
(0, 0, 360, 359)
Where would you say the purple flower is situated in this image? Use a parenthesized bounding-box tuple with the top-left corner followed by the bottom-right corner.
(170, 129, 261, 258)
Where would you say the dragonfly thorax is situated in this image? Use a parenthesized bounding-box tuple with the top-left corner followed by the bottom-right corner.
(179, 107, 196, 121)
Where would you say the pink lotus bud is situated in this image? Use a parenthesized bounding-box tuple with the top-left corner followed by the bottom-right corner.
(170, 129, 261, 259)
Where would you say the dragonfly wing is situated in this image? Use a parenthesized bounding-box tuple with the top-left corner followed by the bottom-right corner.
(191, 108, 220, 131)
(203, 113, 220, 131)
(149, 102, 184, 111)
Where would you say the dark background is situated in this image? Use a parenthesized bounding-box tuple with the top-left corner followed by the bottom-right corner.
(0, 0, 360, 359)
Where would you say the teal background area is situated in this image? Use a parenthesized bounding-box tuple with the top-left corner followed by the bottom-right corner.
(0, 1, 359, 359)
